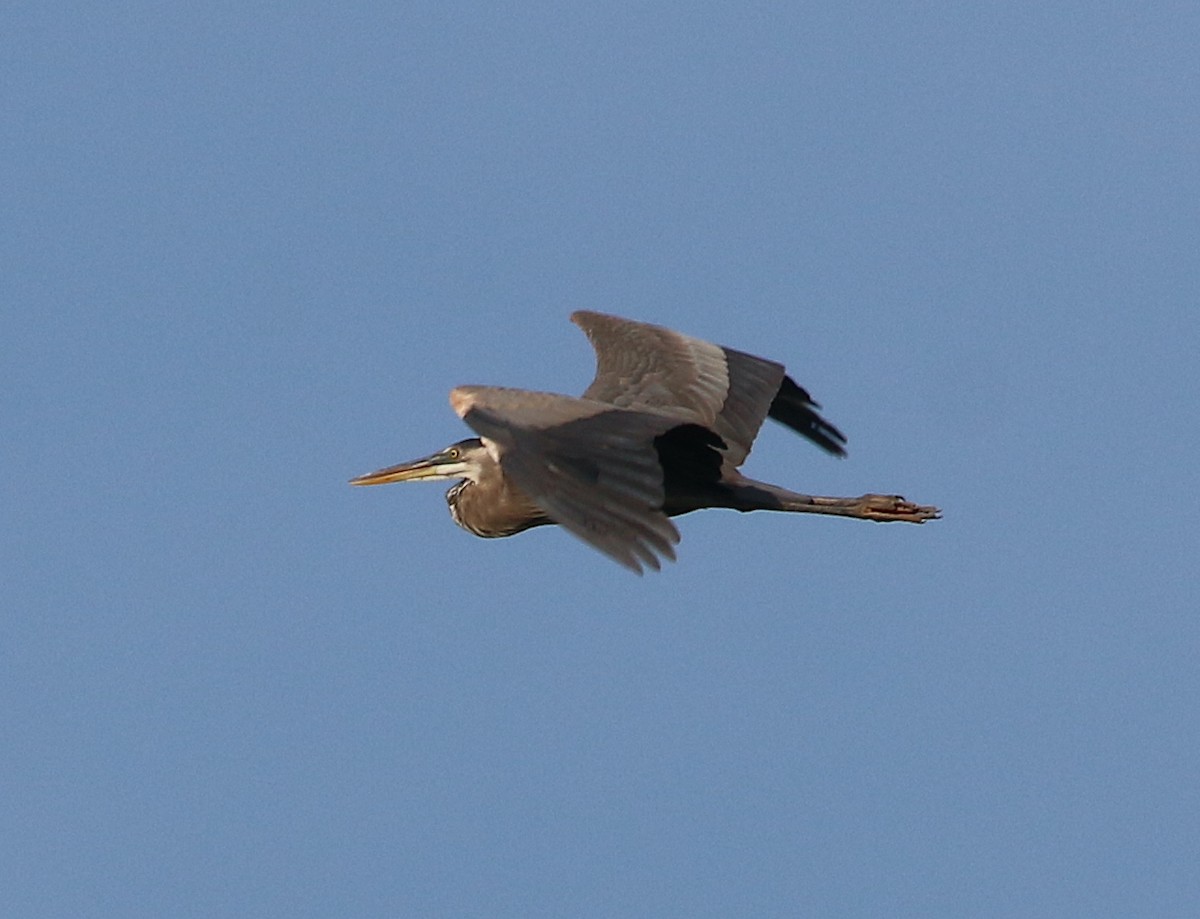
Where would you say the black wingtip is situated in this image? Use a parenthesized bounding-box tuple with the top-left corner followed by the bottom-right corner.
(768, 376, 848, 457)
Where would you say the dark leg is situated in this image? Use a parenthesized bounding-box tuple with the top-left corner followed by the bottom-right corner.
(724, 478, 941, 524)
(788, 492, 941, 523)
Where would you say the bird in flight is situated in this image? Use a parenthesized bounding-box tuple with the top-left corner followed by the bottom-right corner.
(351, 312, 939, 573)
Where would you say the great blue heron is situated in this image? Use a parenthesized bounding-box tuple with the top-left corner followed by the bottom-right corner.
(351, 312, 939, 573)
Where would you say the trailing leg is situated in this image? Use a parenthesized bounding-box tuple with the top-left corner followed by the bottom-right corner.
(725, 477, 941, 523)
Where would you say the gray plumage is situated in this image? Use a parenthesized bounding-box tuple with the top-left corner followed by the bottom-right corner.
(351, 312, 939, 573)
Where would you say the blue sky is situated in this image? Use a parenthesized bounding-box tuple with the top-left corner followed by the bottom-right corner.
(4, 3, 1198, 917)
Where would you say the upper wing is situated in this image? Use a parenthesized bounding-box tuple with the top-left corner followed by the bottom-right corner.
(571, 311, 846, 465)
(450, 385, 690, 573)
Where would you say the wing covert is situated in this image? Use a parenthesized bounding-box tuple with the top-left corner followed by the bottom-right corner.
(451, 385, 684, 573)
(571, 311, 815, 466)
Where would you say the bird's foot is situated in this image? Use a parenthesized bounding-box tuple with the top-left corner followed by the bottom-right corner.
(857, 494, 942, 523)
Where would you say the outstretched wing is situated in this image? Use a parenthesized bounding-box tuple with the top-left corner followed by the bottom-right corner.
(571, 311, 846, 465)
(450, 385, 695, 574)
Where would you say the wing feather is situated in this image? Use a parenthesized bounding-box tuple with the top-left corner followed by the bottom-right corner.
(451, 385, 682, 573)
(768, 376, 847, 457)
(570, 311, 842, 465)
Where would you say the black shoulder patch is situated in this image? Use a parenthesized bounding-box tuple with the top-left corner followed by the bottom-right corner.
(653, 424, 726, 491)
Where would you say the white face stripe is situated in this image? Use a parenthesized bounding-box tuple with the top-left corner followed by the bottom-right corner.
(435, 463, 473, 481)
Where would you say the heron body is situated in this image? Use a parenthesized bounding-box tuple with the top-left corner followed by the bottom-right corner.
(352, 312, 939, 573)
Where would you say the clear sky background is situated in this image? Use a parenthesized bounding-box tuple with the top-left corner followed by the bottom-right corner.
(4, 3, 1198, 917)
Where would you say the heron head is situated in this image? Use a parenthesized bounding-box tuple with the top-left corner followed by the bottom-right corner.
(349, 438, 491, 486)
